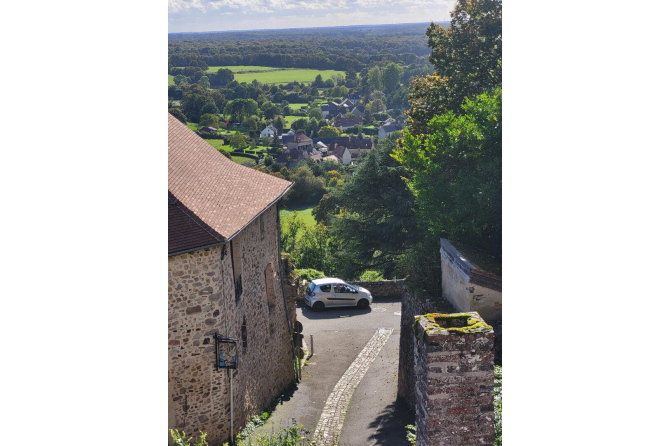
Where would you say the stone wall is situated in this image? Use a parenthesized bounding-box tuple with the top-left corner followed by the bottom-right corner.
(413, 313, 495, 446)
(350, 279, 405, 299)
(440, 239, 502, 322)
(398, 290, 501, 410)
(397, 287, 446, 408)
(168, 204, 296, 445)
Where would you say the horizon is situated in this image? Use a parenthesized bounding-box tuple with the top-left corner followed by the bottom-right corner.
(168, 0, 456, 34)
(167, 20, 450, 36)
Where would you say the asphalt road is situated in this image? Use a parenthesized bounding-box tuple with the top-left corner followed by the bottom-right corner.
(255, 297, 413, 445)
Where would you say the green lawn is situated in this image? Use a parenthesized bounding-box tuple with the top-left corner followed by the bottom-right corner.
(280, 206, 316, 236)
(288, 103, 308, 111)
(283, 115, 304, 126)
(170, 66, 344, 86)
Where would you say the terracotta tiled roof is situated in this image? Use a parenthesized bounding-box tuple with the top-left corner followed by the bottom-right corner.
(291, 133, 313, 143)
(168, 114, 292, 254)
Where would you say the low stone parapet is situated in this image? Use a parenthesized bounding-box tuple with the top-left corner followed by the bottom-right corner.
(350, 279, 405, 299)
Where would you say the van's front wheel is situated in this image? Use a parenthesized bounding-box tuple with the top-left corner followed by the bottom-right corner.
(357, 299, 370, 309)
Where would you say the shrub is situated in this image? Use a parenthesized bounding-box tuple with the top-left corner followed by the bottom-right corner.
(169, 430, 211, 446)
(494, 365, 502, 446)
(358, 270, 385, 281)
(294, 268, 325, 282)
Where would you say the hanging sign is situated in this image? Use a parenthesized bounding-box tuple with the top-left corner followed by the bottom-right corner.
(215, 335, 238, 370)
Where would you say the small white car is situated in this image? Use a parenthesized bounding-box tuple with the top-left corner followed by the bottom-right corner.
(304, 278, 373, 312)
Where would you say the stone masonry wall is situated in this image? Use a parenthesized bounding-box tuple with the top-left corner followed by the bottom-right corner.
(413, 313, 495, 446)
(168, 204, 296, 446)
(350, 279, 405, 299)
(397, 287, 434, 408)
(398, 290, 501, 410)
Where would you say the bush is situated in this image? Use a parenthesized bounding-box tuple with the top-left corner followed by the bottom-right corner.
(295, 268, 325, 282)
(169, 430, 211, 446)
(494, 365, 502, 446)
(358, 270, 385, 281)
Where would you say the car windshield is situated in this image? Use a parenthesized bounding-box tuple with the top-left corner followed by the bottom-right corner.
(347, 283, 360, 290)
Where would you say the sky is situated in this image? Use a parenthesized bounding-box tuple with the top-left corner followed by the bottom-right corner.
(168, 0, 457, 33)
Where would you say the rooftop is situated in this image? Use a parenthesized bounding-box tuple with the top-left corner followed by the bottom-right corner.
(168, 113, 292, 255)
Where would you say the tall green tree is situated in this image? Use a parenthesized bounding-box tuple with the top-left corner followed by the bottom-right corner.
(224, 98, 259, 123)
(381, 62, 403, 92)
(367, 66, 383, 91)
(425, 0, 502, 111)
(394, 88, 502, 257)
(326, 138, 417, 279)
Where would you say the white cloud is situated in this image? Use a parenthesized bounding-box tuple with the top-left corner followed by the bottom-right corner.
(167, 0, 456, 33)
(168, 0, 206, 13)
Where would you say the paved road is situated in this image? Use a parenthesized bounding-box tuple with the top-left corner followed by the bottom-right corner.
(255, 298, 413, 445)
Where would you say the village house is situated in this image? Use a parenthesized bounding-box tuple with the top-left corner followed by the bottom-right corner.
(332, 146, 352, 166)
(286, 132, 314, 154)
(332, 113, 363, 130)
(378, 121, 404, 140)
(168, 113, 296, 445)
(259, 124, 278, 138)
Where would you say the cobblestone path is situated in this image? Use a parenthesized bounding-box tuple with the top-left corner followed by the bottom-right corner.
(311, 327, 394, 446)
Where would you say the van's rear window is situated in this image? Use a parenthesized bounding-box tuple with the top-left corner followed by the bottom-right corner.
(308, 283, 316, 292)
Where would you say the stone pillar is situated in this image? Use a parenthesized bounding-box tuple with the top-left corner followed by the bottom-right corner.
(413, 312, 495, 446)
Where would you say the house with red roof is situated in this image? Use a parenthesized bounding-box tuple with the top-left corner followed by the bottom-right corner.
(168, 114, 296, 445)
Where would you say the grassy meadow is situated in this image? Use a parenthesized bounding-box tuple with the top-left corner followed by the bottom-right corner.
(280, 205, 316, 237)
(172, 66, 345, 85)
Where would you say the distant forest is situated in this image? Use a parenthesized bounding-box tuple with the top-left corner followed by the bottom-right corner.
(168, 22, 449, 71)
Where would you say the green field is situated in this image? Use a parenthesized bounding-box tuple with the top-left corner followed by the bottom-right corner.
(288, 103, 308, 111)
(280, 206, 316, 236)
(174, 66, 345, 85)
(283, 115, 304, 126)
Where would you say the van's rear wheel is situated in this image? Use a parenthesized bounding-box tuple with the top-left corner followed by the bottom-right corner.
(312, 301, 325, 312)
(357, 299, 370, 309)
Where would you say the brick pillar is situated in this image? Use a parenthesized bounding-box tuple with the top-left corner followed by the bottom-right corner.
(413, 312, 495, 446)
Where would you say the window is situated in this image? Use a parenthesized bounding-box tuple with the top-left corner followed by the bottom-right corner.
(230, 239, 243, 302)
(265, 263, 277, 305)
(319, 284, 331, 292)
(259, 213, 265, 234)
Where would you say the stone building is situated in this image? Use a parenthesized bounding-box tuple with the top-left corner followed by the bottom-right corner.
(168, 113, 296, 445)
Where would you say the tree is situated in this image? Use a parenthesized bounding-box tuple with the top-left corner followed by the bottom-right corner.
(367, 66, 383, 91)
(168, 108, 187, 123)
(181, 84, 207, 122)
(308, 108, 323, 121)
(393, 88, 502, 257)
(211, 68, 234, 87)
(224, 98, 259, 123)
(229, 133, 248, 150)
(381, 62, 403, 92)
(425, 0, 502, 111)
(345, 68, 358, 88)
(198, 75, 210, 90)
(331, 73, 344, 86)
(326, 138, 417, 279)
(285, 166, 327, 206)
(200, 101, 219, 116)
(199, 113, 219, 129)
(318, 126, 341, 137)
(173, 74, 187, 86)
(366, 99, 386, 114)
